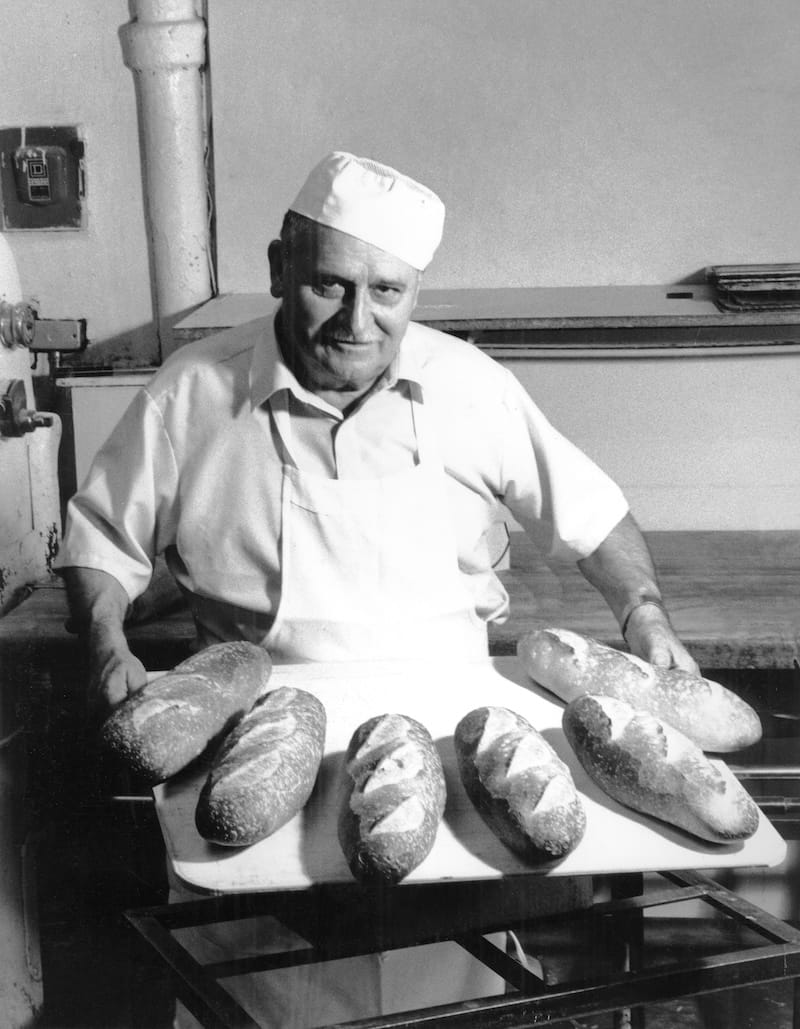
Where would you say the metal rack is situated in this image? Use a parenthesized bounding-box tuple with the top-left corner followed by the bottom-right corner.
(127, 869, 800, 1029)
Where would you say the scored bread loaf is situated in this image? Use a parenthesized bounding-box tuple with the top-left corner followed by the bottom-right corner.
(562, 694, 760, 843)
(454, 706, 586, 863)
(338, 713, 446, 884)
(100, 641, 270, 784)
(518, 627, 761, 753)
(195, 686, 326, 846)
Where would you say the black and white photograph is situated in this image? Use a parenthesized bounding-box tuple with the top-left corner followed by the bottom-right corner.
(1, 2, 799, 1027)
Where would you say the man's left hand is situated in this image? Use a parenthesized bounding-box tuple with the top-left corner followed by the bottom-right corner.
(624, 602, 700, 675)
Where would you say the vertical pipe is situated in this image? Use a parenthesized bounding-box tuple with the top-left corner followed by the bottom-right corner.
(120, 0, 212, 360)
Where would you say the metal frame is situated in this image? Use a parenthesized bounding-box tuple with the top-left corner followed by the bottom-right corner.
(731, 766, 800, 838)
(126, 869, 800, 1029)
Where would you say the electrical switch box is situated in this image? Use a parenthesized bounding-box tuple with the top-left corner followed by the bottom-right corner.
(0, 126, 85, 230)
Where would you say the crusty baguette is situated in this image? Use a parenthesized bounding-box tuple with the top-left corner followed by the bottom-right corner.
(562, 694, 760, 843)
(455, 706, 586, 863)
(195, 687, 326, 846)
(100, 641, 270, 784)
(518, 627, 761, 753)
(338, 713, 446, 884)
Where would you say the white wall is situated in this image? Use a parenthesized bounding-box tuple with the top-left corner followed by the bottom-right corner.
(2, 2, 156, 361)
(208, 0, 800, 292)
(201, 1, 800, 529)
(7, 2, 798, 530)
(506, 351, 800, 531)
(5, 2, 800, 351)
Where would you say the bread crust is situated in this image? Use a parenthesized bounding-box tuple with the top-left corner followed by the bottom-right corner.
(562, 694, 760, 843)
(195, 686, 326, 846)
(455, 706, 586, 863)
(518, 628, 762, 753)
(100, 641, 271, 784)
(338, 713, 446, 884)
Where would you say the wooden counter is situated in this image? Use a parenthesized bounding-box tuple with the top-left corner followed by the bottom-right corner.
(1, 531, 797, 673)
(492, 529, 800, 669)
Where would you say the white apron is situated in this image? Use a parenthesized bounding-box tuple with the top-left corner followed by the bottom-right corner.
(174, 390, 505, 1027)
(262, 390, 488, 662)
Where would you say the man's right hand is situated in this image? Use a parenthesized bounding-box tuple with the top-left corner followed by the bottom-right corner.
(87, 622, 147, 714)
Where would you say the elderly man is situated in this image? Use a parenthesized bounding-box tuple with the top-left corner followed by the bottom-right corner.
(56, 151, 697, 1024)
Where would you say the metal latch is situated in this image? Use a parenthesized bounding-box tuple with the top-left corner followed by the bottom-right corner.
(0, 300, 86, 352)
(0, 379, 53, 436)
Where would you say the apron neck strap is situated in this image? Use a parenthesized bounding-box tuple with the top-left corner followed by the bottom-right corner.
(268, 391, 296, 467)
(408, 383, 432, 466)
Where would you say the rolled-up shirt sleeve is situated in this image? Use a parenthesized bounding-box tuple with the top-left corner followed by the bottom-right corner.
(55, 387, 179, 603)
(498, 372, 629, 562)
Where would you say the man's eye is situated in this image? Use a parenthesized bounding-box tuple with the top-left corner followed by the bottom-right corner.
(313, 280, 345, 298)
(373, 284, 400, 299)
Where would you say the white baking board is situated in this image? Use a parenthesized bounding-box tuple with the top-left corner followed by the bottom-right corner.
(152, 658, 786, 895)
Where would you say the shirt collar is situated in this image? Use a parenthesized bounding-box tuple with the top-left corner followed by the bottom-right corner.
(249, 312, 426, 411)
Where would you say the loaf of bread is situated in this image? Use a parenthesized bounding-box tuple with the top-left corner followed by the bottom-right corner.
(338, 713, 446, 884)
(562, 694, 760, 843)
(195, 687, 326, 846)
(454, 706, 586, 863)
(518, 627, 761, 753)
(100, 641, 270, 784)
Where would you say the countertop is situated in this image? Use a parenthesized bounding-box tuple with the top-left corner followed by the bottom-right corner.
(1, 531, 797, 672)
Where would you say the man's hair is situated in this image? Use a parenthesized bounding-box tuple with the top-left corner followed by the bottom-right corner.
(279, 210, 315, 252)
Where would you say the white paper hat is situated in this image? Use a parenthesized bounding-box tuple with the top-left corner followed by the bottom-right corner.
(289, 151, 445, 270)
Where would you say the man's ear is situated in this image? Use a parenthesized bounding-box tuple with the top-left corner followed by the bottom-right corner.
(267, 239, 283, 298)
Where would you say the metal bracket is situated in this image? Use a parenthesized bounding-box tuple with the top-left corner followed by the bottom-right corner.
(30, 318, 87, 352)
(0, 301, 87, 352)
(0, 379, 53, 436)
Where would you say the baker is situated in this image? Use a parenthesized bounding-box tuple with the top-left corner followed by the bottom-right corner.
(56, 151, 698, 1025)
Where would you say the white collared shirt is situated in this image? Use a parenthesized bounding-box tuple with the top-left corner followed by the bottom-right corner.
(56, 316, 628, 624)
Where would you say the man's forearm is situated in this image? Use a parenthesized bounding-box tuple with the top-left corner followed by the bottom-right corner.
(576, 512, 662, 628)
(577, 512, 698, 672)
(61, 565, 131, 635)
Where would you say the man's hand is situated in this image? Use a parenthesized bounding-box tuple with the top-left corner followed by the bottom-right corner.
(87, 622, 147, 714)
(623, 601, 699, 675)
(61, 565, 148, 717)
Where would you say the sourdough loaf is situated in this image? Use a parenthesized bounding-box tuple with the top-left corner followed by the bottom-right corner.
(195, 686, 326, 846)
(455, 706, 585, 863)
(562, 694, 760, 843)
(338, 713, 446, 884)
(518, 627, 761, 753)
(100, 641, 270, 784)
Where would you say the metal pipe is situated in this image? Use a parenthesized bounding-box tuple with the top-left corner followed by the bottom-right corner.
(120, 0, 212, 360)
(730, 766, 800, 780)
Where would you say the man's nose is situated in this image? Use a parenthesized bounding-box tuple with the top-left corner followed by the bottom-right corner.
(343, 287, 372, 340)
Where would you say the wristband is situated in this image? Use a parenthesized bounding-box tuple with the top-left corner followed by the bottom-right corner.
(620, 596, 667, 639)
